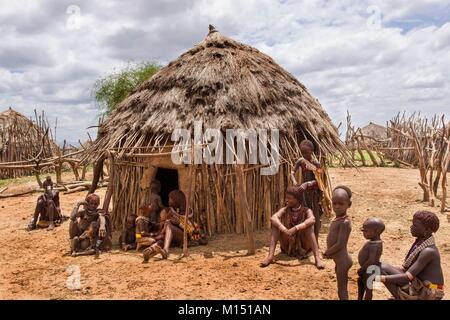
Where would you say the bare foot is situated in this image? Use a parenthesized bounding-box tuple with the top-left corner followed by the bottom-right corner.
(315, 261, 325, 270)
(47, 223, 55, 231)
(153, 245, 168, 259)
(260, 257, 274, 268)
(143, 247, 157, 262)
(298, 247, 307, 257)
(299, 249, 313, 260)
(62, 251, 72, 257)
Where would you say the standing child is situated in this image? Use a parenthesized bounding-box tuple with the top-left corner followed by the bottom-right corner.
(324, 186, 353, 300)
(148, 180, 164, 224)
(290, 139, 323, 240)
(357, 217, 385, 300)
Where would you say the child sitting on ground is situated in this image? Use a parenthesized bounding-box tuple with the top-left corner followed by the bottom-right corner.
(148, 180, 164, 224)
(135, 204, 157, 251)
(71, 220, 103, 257)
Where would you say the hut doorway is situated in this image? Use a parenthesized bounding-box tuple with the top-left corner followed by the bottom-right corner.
(155, 168, 179, 206)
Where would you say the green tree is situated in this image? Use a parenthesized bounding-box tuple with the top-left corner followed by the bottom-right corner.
(94, 61, 161, 115)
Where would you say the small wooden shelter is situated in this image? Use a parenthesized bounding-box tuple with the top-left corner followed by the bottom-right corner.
(0, 108, 59, 179)
(88, 26, 348, 239)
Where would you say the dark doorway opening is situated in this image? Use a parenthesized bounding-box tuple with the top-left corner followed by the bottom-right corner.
(155, 168, 179, 206)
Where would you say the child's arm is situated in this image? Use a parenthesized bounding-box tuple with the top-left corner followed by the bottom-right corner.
(286, 209, 316, 237)
(153, 233, 164, 241)
(155, 196, 164, 210)
(312, 159, 321, 169)
(139, 230, 152, 237)
(79, 231, 89, 240)
(136, 220, 152, 237)
(296, 209, 316, 231)
(290, 159, 303, 185)
(70, 202, 86, 221)
(381, 248, 435, 285)
(324, 220, 351, 256)
(270, 208, 289, 234)
(300, 180, 318, 191)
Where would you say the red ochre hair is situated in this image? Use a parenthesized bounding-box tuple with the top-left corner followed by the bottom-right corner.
(85, 193, 101, 205)
(413, 211, 440, 233)
(286, 186, 303, 201)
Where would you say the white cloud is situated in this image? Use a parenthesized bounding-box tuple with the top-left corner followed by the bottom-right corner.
(0, 0, 449, 145)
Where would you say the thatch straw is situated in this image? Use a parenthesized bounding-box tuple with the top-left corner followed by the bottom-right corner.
(88, 26, 347, 159)
(0, 108, 59, 179)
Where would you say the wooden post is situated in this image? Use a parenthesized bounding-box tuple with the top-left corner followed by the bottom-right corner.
(358, 130, 379, 166)
(428, 138, 436, 207)
(34, 168, 43, 188)
(81, 164, 88, 181)
(235, 165, 256, 255)
(89, 155, 106, 193)
(355, 138, 367, 166)
(410, 128, 430, 202)
(373, 144, 386, 166)
(441, 129, 450, 213)
(183, 142, 196, 257)
(102, 151, 115, 213)
(55, 162, 63, 185)
(67, 161, 80, 181)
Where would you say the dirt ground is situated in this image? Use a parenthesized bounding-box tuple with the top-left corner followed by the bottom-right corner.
(0, 167, 449, 300)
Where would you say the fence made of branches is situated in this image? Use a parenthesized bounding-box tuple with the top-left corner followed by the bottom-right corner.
(345, 111, 450, 213)
(0, 109, 105, 198)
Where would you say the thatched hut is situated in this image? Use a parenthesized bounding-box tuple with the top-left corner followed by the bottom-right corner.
(0, 108, 59, 179)
(88, 26, 348, 239)
(361, 122, 388, 143)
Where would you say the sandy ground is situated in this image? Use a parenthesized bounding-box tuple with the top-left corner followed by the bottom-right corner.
(0, 167, 449, 300)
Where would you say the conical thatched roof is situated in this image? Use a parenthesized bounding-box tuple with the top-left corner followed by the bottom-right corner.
(0, 108, 59, 163)
(361, 122, 387, 141)
(91, 26, 346, 158)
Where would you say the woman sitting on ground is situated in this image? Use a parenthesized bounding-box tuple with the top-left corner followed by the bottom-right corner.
(377, 210, 444, 300)
(143, 190, 206, 262)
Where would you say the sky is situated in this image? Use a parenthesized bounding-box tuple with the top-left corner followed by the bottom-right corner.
(0, 0, 449, 145)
